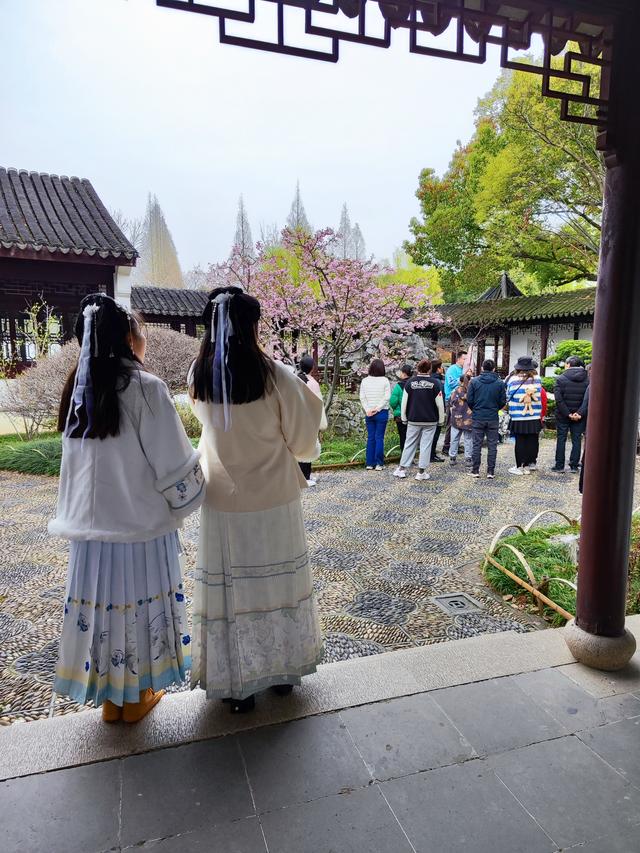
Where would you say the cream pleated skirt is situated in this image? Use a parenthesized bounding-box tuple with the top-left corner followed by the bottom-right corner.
(191, 499, 323, 700)
(54, 532, 190, 707)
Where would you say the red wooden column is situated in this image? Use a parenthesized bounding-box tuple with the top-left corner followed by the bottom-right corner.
(501, 330, 511, 375)
(540, 322, 550, 366)
(565, 11, 640, 670)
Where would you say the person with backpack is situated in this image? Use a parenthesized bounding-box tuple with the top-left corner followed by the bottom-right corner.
(466, 359, 506, 479)
(552, 356, 590, 473)
(505, 357, 544, 475)
(448, 372, 474, 469)
(441, 350, 467, 456)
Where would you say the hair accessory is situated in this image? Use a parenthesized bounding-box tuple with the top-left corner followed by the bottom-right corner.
(65, 303, 101, 443)
(211, 292, 236, 431)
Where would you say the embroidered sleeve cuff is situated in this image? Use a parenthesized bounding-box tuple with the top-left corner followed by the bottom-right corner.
(155, 451, 201, 492)
(160, 460, 206, 515)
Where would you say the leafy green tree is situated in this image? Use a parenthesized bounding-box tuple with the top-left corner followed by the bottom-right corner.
(378, 249, 442, 304)
(405, 57, 604, 302)
(543, 339, 592, 374)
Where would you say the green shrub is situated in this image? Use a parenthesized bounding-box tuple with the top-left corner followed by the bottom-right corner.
(541, 376, 556, 394)
(484, 524, 578, 626)
(628, 517, 640, 615)
(175, 402, 201, 439)
(542, 340, 592, 374)
(0, 435, 63, 476)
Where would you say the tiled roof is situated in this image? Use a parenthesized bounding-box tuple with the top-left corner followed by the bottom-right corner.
(131, 286, 208, 318)
(0, 168, 137, 263)
(478, 272, 523, 301)
(433, 288, 596, 329)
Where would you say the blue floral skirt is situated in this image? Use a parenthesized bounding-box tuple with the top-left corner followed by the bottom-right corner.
(54, 533, 191, 707)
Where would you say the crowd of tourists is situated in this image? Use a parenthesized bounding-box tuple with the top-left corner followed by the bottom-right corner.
(359, 350, 590, 482)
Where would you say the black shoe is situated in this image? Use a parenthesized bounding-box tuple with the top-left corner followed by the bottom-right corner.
(431, 455, 445, 463)
(551, 466, 565, 473)
(228, 695, 256, 714)
(272, 684, 294, 696)
(570, 467, 580, 473)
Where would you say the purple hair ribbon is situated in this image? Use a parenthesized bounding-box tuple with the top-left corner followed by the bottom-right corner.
(211, 292, 235, 432)
(64, 304, 100, 445)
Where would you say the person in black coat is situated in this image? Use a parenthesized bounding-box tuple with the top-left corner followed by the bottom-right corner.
(429, 359, 446, 462)
(466, 359, 507, 479)
(552, 356, 589, 473)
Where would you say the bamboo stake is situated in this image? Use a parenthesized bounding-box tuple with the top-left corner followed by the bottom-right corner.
(484, 554, 575, 621)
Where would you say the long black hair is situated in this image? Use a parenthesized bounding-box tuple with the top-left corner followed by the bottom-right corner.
(57, 293, 146, 439)
(190, 287, 274, 404)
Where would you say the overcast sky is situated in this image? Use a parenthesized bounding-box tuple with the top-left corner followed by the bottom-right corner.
(2, 0, 507, 270)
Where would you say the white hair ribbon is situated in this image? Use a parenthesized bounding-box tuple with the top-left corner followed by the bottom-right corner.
(211, 292, 235, 432)
(64, 303, 100, 444)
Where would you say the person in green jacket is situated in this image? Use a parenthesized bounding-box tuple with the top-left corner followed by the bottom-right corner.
(390, 363, 413, 451)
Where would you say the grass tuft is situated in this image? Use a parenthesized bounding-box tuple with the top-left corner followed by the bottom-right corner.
(0, 435, 63, 477)
(483, 524, 578, 626)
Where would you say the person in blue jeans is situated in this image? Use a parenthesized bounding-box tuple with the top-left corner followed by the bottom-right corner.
(552, 357, 589, 473)
(359, 359, 391, 470)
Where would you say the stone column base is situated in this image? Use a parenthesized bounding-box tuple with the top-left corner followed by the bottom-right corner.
(564, 619, 637, 671)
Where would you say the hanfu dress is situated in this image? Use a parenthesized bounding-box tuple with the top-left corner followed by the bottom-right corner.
(50, 369, 205, 707)
(190, 360, 325, 699)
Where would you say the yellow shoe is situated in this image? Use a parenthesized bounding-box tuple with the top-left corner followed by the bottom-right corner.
(122, 688, 165, 723)
(101, 700, 123, 723)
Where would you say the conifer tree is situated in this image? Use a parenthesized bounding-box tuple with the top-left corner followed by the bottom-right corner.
(233, 194, 255, 258)
(286, 181, 311, 233)
(334, 203, 354, 259)
(137, 194, 184, 288)
(352, 222, 366, 260)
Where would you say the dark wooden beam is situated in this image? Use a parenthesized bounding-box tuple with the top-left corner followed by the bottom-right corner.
(502, 331, 511, 375)
(570, 7, 640, 667)
(477, 339, 486, 374)
(540, 322, 550, 364)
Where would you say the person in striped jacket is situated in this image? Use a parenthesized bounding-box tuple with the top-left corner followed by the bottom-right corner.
(505, 356, 544, 475)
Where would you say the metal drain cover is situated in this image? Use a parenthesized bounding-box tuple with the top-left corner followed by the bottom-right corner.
(431, 592, 483, 616)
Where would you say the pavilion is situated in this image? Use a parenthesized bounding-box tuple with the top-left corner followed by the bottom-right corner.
(0, 168, 136, 366)
(426, 275, 596, 376)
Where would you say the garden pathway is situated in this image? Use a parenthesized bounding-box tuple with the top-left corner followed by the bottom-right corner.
(0, 439, 606, 725)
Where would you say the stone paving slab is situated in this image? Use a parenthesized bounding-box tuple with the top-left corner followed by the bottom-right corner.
(2, 648, 640, 853)
(0, 440, 594, 725)
(0, 621, 587, 781)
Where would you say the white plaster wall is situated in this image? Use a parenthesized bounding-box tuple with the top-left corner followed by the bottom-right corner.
(508, 324, 593, 375)
(578, 325, 594, 343)
(509, 331, 530, 371)
(114, 266, 132, 309)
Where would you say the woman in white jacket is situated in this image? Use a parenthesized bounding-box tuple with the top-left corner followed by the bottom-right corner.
(50, 294, 204, 723)
(189, 287, 325, 713)
(359, 358, 391, 470)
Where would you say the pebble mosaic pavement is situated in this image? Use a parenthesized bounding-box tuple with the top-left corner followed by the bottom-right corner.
(0, 439, 630, 726)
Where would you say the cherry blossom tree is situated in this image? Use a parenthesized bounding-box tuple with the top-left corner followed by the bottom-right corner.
(206, 228, 440, 411)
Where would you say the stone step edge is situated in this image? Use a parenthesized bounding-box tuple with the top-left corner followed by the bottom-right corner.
(1, 618, 638, 782)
